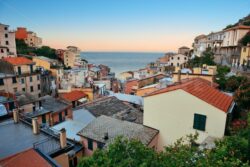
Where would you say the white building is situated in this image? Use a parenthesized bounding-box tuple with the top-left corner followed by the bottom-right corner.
(64, 46, 87, 68)
(60, 68, 88, 89)
(0, 23, 16, 58)
(168, 54, 188, 67)
(143, 78, 234, 151)
(193, 34, 207, 57)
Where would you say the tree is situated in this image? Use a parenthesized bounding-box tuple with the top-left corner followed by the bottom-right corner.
(34, 46, 57, 59)
(78, 134, 249, 167)
(187, 50, 215, 68)
(234, 80, 250, 111)
(240, 32, 250, 46)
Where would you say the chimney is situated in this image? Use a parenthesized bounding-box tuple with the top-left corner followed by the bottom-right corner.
(13, 109, 19, 123)
(177, 70, 181, 83)
(32, 118, 39, 134)
(103, 132, 109, 140)
(60, 128, 67, 149)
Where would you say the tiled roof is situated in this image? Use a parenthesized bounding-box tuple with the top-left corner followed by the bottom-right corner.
(225, 25, 250, 31)
(145, 78, 233, 113)
(0, 148, 52, 167)
(77, 96, 143, 124)
(3, 57, 34, 65)
(61, 90, 87, 102)
(78, 115, 159, 146)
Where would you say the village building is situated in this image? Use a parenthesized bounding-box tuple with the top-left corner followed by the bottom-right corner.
(0, 92, 17, 117)
(16, 92, 41, 113)
(178, 46, 190, 56)
(0, 112, 83, 167)
(193, 34, 207, 57)
(124, 74, 166, 95)
(118, 71, 133, 81)
(24, 95, 72, 126)
(240, 43, 250, 67)
(0, 148, 59, 167)
(143, 78, 234, 151)
(77, 115, 159, 156)
(15, 27, 42, 48)
(0, 57, 41, 97)
(168, 53, 188, 68)
(220, 25, 250, 65)
(0, 23, 16, 58)
(60, 90, 88, 108)
(76, 96, 143, 124)
(64, 46, 87, 68)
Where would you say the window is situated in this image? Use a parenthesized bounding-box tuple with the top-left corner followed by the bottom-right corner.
(7, 48, 9, 52)
(5, 34, 8, 38)
(4, 27, 7, 30)
(97, 142, 105, 149)
(21, 78, 25, 84)
(30, 86, 34, 92)
(30, 76, 33, 82)
(5, 41, 9, 45)
(0, 49, 3, 53)
(18, 67, 21, 75)
(37, 84, 40, 90)
(171, 57, 174, 60)
(13, 87, 17, 92)
(12, 77, 17, 83)
(243, 48, 246, 52)
(177, 63, 179, 67)
(37, 75, 40, 80)
(30, 65, 33, 73)
(22, 88, 25, 92)
(65, 110, 68, 116)
(184, 57, 187, 60)
(193, 114, 206, 131)
(0, 79, 4, 86)
(171, 63, 173, 66)
(87, 138, 93, 150)
(177, 57, 180, 60)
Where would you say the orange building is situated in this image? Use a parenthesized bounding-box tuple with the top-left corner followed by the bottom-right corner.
(15, 27, 28, 40)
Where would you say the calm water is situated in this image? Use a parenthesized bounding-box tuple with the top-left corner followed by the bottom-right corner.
(81, 52, 164, 75)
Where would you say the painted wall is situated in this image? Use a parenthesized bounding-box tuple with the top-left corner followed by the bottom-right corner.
(144, 89, 227, 151)
(240, 46, 250, 65)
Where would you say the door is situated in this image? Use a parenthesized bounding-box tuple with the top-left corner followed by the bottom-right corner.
(42, 114, 46, 124)
(18, 67, 21, 75)
(59, 112, 63, 122)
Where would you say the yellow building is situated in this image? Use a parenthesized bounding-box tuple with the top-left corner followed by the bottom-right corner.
(143, 78, 234, 151)
(240, 44, 250, 66)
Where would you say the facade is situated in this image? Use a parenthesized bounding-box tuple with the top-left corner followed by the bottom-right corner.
(168, 54, 188, 67)
(60, 90, 88, 108)
(15, 27, 42, 48)
(77, 115, 159, 156)
(0, 57, 41, 97)
(219, 25, 250, 65)
(193, 34, 207, 57)
(0, 23, 16, 58)
(64, 46, 86, 68)
(143, 78, 234, 151)
(133, 68, 149, 79)
(0, 92, 17, 117)
(24, 95, 72, 126)
(178, 46, 190, 56)
(240, 44, 250, 67)
(118, 71, 133, 81)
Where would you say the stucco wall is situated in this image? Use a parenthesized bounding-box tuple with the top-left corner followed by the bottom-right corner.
(143, 89, 227, 151)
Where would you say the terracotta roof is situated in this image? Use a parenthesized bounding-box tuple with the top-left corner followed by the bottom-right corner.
(3, 57, 34, 65)
(61, 90, 87, 102)
(145, 78, 233, 113)
(0, 148, 52, 167)
(225, 25, 250, 31)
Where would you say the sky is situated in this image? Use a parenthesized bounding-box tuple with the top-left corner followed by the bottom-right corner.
(0, 0, 250, 52)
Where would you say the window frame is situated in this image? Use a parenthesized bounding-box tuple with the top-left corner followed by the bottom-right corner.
(193, 113, 207, 131)
(87, 138, 93, 150)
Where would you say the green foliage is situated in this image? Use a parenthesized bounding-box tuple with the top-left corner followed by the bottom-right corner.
(16, 39, 57, 59)
(225, 76, 247, 92)
(240, 32, 250, 46)
(187, 50, 215, 68)
(78, 133, 249, 167)
(234, 80, 250, 111)
(33, 46, 57, 59)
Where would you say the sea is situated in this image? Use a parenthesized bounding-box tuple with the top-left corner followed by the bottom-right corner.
(81, 52, 164, 76)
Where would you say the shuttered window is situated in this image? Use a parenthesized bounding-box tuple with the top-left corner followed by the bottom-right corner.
(193, 114, 206, 131)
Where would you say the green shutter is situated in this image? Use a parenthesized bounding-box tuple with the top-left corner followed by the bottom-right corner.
(193, 114, 206, 131)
